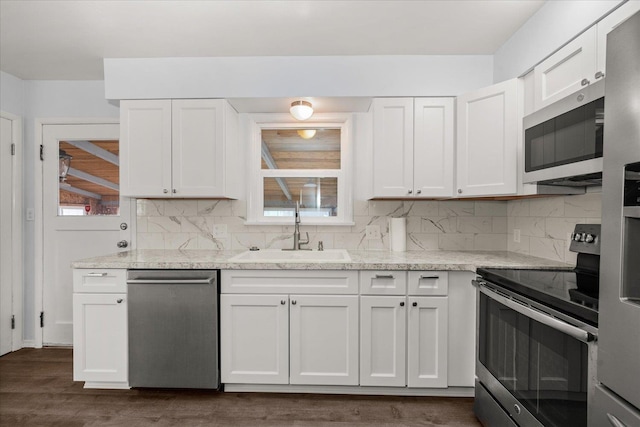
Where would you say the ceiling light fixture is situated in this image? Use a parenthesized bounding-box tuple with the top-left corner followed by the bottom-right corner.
(290, 100, 313, 121)
(297, 129, 317, 139)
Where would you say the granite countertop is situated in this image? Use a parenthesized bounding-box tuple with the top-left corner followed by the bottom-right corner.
(71, 249, 572, 272)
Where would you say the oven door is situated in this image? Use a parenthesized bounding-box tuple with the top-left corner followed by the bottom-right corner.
(475, 282, 597, 427)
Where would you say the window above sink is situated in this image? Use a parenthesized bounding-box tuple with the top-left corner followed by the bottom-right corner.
(245, 113, 354, 225)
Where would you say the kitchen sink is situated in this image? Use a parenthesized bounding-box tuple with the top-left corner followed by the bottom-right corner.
(229, 249, 351, 263)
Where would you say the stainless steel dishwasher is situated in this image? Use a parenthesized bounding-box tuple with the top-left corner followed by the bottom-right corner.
(127, 269, 219, 389)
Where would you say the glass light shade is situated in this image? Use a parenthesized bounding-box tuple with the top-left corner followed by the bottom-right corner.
(59, 150, 72, 182)
(297, 129, 317, 139)
(290, 100, 313, 121)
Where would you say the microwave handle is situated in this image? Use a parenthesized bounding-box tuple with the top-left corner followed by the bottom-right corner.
(476, 281, 595, 344)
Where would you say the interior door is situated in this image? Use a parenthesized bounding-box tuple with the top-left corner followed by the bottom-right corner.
(0, 116, 14, 355)
(42, 123, 132, 346)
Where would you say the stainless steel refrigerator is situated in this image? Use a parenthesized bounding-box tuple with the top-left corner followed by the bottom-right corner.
(593, 10, 640, 427)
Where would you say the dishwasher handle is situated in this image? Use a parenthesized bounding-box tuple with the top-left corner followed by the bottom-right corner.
(126, 278, 214, 285)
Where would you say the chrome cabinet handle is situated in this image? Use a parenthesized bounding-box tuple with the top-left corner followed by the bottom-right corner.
(581, 78, 590, 86)
(375, 274, 394, 279)
(595, 71, 605, 80)
(607, 414, 627, 427)
(420, 275, 439, 280)
(87, 272, 107, 277)
(117, 299, 123, 304)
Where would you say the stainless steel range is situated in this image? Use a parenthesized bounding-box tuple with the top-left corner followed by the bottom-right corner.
(473, 224, 601, 427)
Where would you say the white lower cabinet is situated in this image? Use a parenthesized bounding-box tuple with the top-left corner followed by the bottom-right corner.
(220, 294, 289, 384)
(360, 295, 448, 388)
(220, 293, 359, 386)
(289, 295, 359, 385)
(73, 292, 128, 386)
(360, 296, 407, 387)
(406, 296, 448, 388)
(360, 271, 449, 389)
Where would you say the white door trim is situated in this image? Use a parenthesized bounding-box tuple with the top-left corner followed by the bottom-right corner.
(1, 111, 23, 352)
(34, 118, 133, 348)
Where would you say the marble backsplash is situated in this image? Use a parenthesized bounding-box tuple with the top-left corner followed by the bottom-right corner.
(506, 191, 602, 264)
(135, 192, 601, 263)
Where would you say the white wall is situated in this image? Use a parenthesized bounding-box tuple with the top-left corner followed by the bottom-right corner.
(493, 0, 624, 82)
(104, 55, 494, 99)
(20, 80, 118, 342)
(0, 71, 25, 115)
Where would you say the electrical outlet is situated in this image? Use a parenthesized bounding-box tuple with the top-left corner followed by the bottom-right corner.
(212, 224, 228, 238)
(26, 208, 35, 221)
(513, 229, 521, 243)
(366, 225, 381, 240)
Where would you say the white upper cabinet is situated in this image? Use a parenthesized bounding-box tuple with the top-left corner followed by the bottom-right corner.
(456, 79, 518, 197)
(531, 3, 640, 112)
(533, 27, 597, 111)
(596, 1, 640, 76)
(372, 98, 454, 198)
(120, 99, 242, 198)
(120, 100, 172, 197)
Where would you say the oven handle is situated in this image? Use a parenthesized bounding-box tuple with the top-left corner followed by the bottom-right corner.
(474, 280, 596, 343)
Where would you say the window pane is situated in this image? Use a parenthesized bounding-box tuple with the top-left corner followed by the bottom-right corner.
(264, 177, 338, 217)
(261, 128, 341, 170)
(58, 140, 120, 216)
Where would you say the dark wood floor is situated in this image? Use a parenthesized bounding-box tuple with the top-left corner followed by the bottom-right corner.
(0, 348, 481, 426)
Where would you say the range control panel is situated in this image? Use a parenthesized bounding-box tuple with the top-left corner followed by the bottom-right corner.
(570, 224, 601, 255)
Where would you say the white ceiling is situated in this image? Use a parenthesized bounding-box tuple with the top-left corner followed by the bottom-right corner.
(0, 0, 545, 81)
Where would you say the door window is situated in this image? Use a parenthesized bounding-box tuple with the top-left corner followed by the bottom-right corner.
(58, 140, 120, 216)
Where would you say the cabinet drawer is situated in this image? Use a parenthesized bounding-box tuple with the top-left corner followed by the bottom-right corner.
(221, 270, 358, 294)
(408, 271, 448, 296)
(73, 269, 126, 293)
(360, 271, 407, 295)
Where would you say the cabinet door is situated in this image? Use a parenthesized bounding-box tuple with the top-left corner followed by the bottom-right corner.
(413, 98, 455, 198)
(360, 296, 406, 387)
(533, 26, 597, 110)
(120, 100, 172, 197)
(596, 1, 640, 76)
(172, 99, 225, 197)
(73, 293, 127, 384)
(407, 296, 448, 388)
(220, 294, 289, 384)
(289, 295, 359, 385)
(372, 98, 414, 197)
(456, 79, 518, 197)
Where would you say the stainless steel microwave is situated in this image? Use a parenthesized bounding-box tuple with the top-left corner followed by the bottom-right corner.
(523, 79, 605, 186)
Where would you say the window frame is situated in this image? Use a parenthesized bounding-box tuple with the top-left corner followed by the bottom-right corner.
(245, 113, 354, 225)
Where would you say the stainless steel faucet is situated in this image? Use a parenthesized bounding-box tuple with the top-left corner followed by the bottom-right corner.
(286, 201, 310, 251)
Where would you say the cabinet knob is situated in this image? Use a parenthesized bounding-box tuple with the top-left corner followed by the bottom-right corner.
(416, 189, 422, 195)
(172, 189, 177, 194)
(457, 189, 462, 194)
(412, 302, 418, 307)
(117, 299, 123, 304)
(163, 189, 169, 194)
(581, 78, 590, 86)
(595, 71, 605, 80)
(408, 189, 413, 194)
(292, 300, 297, 305)
(400, 301, 405, 307)
(280, 300, 286, 305)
